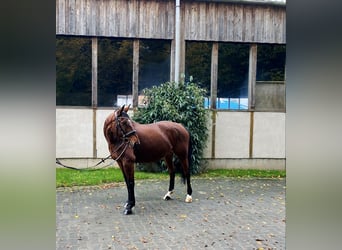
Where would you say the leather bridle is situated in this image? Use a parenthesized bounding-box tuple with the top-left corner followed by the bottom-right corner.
(115, 114, 138, 140)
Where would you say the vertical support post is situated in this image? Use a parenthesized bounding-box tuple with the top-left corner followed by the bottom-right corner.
(179, 7, 186, 82)
(92, 37, 98, 108)
(132, 39, 139, 108)
(170, 39, 175, 82)
(174, 0, 181, 84)
(249, 111, 254, 158)
(248, 44, 257, 159)
(211, 110, 217, 159)
(210, 42, 218, 109)
(92, 107, 97, 158)
(91, 37, 98, 158)
(248, 44, 257, 110)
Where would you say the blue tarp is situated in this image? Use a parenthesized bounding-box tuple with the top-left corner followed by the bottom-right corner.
(204, 97, 248, 110)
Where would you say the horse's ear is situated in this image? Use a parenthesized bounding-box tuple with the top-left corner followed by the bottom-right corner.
(124, 104, 130, 113)
(117, 105, 125, 116)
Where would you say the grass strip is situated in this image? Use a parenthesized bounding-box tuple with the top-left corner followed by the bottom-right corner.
(198, 168, 286, 179)
(56, 168, 285, 188)
(56, 168, 168, 187)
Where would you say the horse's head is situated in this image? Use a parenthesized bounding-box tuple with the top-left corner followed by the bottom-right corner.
(114, 105, 140, 146)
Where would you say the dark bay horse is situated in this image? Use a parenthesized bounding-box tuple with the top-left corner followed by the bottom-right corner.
(103, 105, 193, 215)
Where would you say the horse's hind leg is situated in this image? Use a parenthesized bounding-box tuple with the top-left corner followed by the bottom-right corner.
(180, 157, 192, 203)
(163, 155, 175, 200)
(184, 171, 193, 203)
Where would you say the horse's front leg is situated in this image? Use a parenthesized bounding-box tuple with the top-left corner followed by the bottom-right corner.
(124, 178, 135, 215)
(119, 160, 135, 215)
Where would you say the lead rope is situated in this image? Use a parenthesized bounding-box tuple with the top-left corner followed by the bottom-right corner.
(56, 141, 129, 171)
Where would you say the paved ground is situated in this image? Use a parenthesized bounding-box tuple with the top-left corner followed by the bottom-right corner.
(56, 177, 286, 249)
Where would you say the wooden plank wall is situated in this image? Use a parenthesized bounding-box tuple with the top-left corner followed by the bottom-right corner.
(56, 0, 286, 44)
(183, 2, 286, 43)
(56, 0, 175, 39)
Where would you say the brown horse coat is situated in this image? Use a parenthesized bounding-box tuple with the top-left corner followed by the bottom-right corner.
(103, 105, 193, 215)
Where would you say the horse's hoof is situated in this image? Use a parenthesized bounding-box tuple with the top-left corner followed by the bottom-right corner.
(164, 195, 172, 200)
(163, 191, 173, 200)
(185, 194, 192, 203)
(123, 208, 133, 215)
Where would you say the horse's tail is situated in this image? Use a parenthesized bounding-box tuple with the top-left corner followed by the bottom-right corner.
(187, 132, 193, 174)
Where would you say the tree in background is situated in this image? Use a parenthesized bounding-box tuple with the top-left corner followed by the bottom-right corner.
(185, 42, 211, 92)
(98, 39, 133, 107)
(139, 39, 171, 91)
(218, 43, 249, 98)
(56, 37, 91, 106)
(56, 36, 286, 106)
(257, 44, 286, 81)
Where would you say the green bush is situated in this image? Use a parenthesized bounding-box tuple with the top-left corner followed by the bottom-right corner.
(133, 80, 209, 174)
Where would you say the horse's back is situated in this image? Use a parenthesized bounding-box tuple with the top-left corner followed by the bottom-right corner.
(137, 121, 189, 143)
(133, 121, 189, 162)
(156, 121, 189, 142)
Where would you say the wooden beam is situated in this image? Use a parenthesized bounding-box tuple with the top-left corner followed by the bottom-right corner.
(92, 107, 97, 158)
(91, 37, 98, 158)
(210, 42, 218, 109)
(132, 39, 139, 108)
(91, 37, 98, 107)
(170, 39, 175, 82)
(249, 111, 254, 158)
(211, 110, 217, 158)
(248, 44, 257, 110)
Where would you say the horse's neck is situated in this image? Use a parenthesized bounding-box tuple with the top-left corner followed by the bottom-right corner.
(132, 121, 141, 127)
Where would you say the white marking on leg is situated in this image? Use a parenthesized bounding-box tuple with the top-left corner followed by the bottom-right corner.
(185, 194, 192, 203)
(163, 190, 173, 200)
